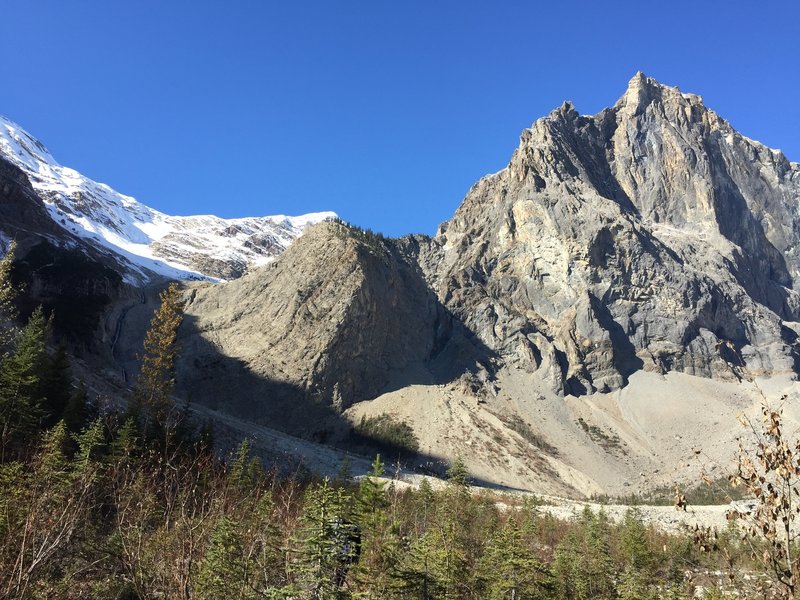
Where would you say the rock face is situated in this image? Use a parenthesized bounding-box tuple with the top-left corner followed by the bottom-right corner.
(5, 74, 800, 492)
(176, 222, 487, 430)
(429, 72, 800, 395)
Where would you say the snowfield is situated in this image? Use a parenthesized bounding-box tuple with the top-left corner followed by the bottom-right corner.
(0, 114, 335, 282)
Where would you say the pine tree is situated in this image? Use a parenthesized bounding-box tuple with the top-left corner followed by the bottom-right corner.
(0, 307, 51, 459)
(195, 517, 253, 599)
(553, 528, 582, 600)
(62, 381, 89, 434)
(0, 240, 18, 352)
(445, 455, 470, 488)
(352, 455, 401, 596)
(478, 518, 552, 599)
(131, 283, 185, 437)
(391, 530, 446, 600)
(553, 508, 615, 600)
(294, 478, 358, 599)
(357, 454, 389, 521)
(40, 344, 73, 428)
(619, 508, 653, 574)
(583, 508, 615, 599)
(393, 483, 472, 598)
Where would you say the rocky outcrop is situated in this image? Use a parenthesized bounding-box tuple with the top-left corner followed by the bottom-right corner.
(175, 222, 486, 430)
(0, 157, 139, 354)
(428, 73, 800, 394)
(172, 74, 800, 424)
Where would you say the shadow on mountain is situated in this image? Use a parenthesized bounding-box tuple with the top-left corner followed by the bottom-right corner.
(707, 141, 797, 320)
(175, 313, 345, 442)
(174, 311, 509, 478)
(589, 293, 644, 385)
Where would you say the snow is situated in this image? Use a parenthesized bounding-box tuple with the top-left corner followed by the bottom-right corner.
(0, 114, 336, 282)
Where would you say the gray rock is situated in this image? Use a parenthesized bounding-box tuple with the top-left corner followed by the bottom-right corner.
(429, 72, 800, 394)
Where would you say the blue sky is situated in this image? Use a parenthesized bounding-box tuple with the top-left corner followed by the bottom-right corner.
(1, 1, 798, 237)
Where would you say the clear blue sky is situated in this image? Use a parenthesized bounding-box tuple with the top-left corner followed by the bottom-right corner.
(1, 1, 798, 237)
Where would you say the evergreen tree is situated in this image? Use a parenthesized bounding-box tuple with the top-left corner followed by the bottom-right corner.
(391, 529, 446, 600)
(553, 508, 615, 600)
(0, 307, 51, 459)
(553, 528, 582, 600)
(40, 344, 73, 428)
(352, 455, 401, 596)
(357, 454, 389, 521)
(247, 493, 292, 595)
(195, 516, 253, 599)
(131, 283, 185, 437)
(478, 517, 552, 599)
(583, 508, 615, 599)
(62, 381, 89, 434)
(294, 478, 358, 599)
(0, 240, 18, 352)
(619, 508, 653, 574)
(393, 487, 472, 598)
(445, 455, 470, 488)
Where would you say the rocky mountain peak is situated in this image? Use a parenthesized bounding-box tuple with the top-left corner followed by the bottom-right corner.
(430, 75, 800, 396)
(617, 71, 702, 114)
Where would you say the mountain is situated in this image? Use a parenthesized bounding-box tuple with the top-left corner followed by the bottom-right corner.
(3, 74, 800, 496)
(430, 71, 800, 395)
(172, 73, 800, 494)
(0, 114, 334, 282)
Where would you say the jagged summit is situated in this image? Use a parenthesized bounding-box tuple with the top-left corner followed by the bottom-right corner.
(0, 114, 335, 282)
(433, 75, 800, 395)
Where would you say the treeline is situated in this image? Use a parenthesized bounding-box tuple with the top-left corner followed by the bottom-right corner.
(0, 242, 771, 599)
(0, 421, 736, 599)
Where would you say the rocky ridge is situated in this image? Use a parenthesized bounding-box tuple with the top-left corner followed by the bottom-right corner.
(178, 73, 800, 420)
(4, 74, 800, 496)
(429, 72, 800, 395)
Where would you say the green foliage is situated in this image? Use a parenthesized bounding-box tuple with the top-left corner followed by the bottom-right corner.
(576, 417, 623, 451)
(553, 508, 616, 600)
(0, 240, 18, 351)
(0, 410, 764, 598)
(331, 217, 388, 254)
(353, 413, 419, 457)
(62, 381, 89, 434)
(195, 517, 253, 599)
(39, 344, 73, 428)
(131, 283, 185, 436)
(478, 517, 552, 599)
(445, 455, 470, 488)
(0, 306, 51, 457)
(293, 478, 358, 598)
(500, 414, 559, 455)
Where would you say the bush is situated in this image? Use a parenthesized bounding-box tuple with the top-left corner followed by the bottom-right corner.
(352, 414, 419, 458)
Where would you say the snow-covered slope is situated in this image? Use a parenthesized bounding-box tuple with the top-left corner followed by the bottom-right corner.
(0, 114, 335, 282)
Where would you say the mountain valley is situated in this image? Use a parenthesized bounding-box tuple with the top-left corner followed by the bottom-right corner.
(3, 73, 800, 499)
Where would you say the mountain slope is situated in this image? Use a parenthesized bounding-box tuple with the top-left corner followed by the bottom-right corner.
(430, 72, 800, 395)
(0, 114, 334, 282)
